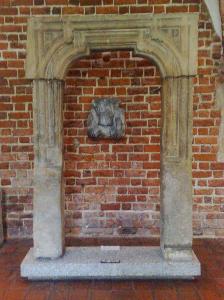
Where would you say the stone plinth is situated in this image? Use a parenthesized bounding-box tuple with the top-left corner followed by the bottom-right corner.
(21, 246, 201, 280)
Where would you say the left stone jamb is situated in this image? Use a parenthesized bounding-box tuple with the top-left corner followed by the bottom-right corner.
(33, 79, 65, 258)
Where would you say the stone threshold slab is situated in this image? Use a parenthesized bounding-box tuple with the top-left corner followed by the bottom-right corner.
(21, 246, 201, 280)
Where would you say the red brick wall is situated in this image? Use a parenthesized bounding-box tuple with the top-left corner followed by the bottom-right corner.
(64, 52, 161, 237)
(0, 0, 224, 239)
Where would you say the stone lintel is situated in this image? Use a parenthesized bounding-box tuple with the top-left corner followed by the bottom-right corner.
(26, 13, 198, 79)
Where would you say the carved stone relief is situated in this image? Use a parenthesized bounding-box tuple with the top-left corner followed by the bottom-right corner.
(87, 98, 125, 140)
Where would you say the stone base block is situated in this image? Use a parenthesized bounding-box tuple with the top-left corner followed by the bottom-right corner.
(21, 246, 201, 280)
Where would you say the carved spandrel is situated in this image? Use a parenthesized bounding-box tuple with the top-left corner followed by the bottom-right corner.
(161, 27, 181, 50)
(43, 31, 63, 53)
(142, 26, 181, 50)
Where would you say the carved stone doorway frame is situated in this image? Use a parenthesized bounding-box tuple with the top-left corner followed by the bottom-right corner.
(21, 14, 201, 279)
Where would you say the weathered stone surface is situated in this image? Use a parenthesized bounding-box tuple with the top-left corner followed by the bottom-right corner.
(21, 246, 201, 280)
(33, 80, 64, 258)
(87, 98, 125, 140)
(25, 14, 198, 80)
(0, 190, 3, 246)
(161, 77, 193, 260)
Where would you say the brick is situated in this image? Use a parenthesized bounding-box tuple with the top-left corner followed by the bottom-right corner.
(195, 137, 217, 144)
(76, 178, 96, 185)
(0, 8, 18, 15)
(211, 163, 224, 170)
(125, 170, 146, 177)
(194, 154, 216, 161)
(129, 154, 149, 161)
(96, 6, 119, 14)
(128, 187, 148, 194)
(31, 7, 51, 14)
(112, 145, 134, 152)
(101, 203, 120, 210)
(166, 5, 188, 12)
(208, 180, 224, 187)
(109, 178, 130, 185)
(94, 87, 115, 95)
(92, 170, 113, 177)
(9, 112, 30, 119)
(144, 145, 160, 152)
(117, 195, 135, 202)
(46, 0, 67, 3)
(0, 103, 13, 111)
(114, 0, 135, 3)
(63, 7, 84, 14)
(79, 145, 100, 154)
(193, 119, 214, 127)
(130, 6, 153, 13)
(129, 137, 149, 144)
(80, 0, 101, 4)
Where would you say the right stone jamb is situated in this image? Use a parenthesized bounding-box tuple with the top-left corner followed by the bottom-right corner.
(161, 77, 193, 260)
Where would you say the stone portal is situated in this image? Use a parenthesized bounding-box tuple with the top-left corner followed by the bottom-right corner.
(21, 14, 201, 279)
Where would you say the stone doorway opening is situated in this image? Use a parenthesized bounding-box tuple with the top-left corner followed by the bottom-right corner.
(21, 14, 201, 279)
(63, 50, 161, 239)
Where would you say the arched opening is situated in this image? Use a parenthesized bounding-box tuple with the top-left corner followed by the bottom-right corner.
(63, 49, 162, 240)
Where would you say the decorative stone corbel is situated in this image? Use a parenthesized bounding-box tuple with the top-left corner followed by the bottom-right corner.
(216, 83, 224, 162)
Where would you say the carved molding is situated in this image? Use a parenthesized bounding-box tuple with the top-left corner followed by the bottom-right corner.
(33, 80, 64, 167)
(162, 77, 192, 161)
(26, 14, 198, 80)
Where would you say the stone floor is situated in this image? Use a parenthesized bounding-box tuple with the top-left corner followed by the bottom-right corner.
(0, 238, 224, 300)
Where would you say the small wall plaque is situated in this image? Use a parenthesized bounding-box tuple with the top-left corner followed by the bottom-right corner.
(87, 98, 125, 140)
